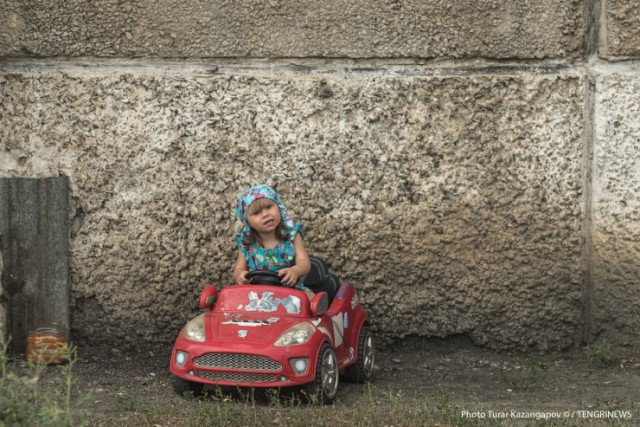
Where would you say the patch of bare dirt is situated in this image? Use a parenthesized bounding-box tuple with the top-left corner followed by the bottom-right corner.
(374, 337, 640, 412)
(24, 336, 640, 425)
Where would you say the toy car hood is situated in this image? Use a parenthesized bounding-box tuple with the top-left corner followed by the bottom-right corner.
(208, 312, 302, 344)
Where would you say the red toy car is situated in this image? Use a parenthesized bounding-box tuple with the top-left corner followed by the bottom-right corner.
(169, 258, 373, 403)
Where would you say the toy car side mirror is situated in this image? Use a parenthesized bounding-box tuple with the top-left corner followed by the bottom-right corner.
(310, 292, 328, 317)
(199, 285, 217, 310)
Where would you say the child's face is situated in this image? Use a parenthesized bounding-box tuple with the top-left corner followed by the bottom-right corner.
(247, 199, 282, 235)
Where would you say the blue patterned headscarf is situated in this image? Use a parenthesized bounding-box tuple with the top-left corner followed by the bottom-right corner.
(235, 184, 298, 243)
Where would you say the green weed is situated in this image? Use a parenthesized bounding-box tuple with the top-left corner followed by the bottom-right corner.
(586, 340, 615, 367)
(499, 356, 545, 390)
(0, 330, 78, 427)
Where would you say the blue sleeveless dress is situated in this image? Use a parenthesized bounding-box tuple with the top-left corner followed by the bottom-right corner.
(236, 224, 305, 289)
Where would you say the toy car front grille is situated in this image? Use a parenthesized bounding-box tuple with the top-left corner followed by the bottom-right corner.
(193, 353, 282, 371)
(198, 370, 278, 383)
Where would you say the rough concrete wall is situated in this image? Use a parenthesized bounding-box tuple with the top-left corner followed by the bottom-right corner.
(591, 71, 640, 346)
(600, 0, 640, 58)
(0, 0, 586, 60)
(587, 1, 640, 350)
(1, 0, 639, 353)
(0, 246, 5, 335)
(0, 70, 585, 350)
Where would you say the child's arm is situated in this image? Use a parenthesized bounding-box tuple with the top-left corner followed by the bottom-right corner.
(232, 250, 249, 284)
(278, 234, 311, 287)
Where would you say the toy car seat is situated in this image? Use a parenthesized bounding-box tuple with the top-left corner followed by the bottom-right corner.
(305, 256, 340, 304)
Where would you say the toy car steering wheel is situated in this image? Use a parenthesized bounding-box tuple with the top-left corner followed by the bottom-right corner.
(245, 270, 283, 286)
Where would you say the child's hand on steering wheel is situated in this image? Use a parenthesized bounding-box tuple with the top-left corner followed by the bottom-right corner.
(235, 270, 249, 285)
(278, 267, 300, 287)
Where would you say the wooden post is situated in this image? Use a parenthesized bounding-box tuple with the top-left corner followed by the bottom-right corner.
(0, 177, 70, 353)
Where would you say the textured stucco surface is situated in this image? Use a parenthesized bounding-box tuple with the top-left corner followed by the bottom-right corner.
(591, 72, 640, 345)
(600, 0, 640, 58)
(0, 248, 4, 333)
(1, 0, 640, 355)
(0, 0, 586, 61)
(0, 69, 585, 350)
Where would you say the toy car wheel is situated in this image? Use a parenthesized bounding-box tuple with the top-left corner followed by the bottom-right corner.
(305, 343, 339, 404)
(344, 326, 374, 383)
(171, 375, 205, 398)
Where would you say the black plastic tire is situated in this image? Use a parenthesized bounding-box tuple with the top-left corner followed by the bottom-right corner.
(304, 343, 339, 404)
(344, 326, 374, 383)
(171, 375, 205, 398)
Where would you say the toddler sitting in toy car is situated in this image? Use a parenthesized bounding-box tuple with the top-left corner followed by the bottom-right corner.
(232, 184, 314, 300)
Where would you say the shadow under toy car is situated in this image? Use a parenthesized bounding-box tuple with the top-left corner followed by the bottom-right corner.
(169, 257, 373, 403)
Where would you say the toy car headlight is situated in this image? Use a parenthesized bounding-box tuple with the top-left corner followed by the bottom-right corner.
(274, 322, 315, 346)
(182, 314, 206, 342)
